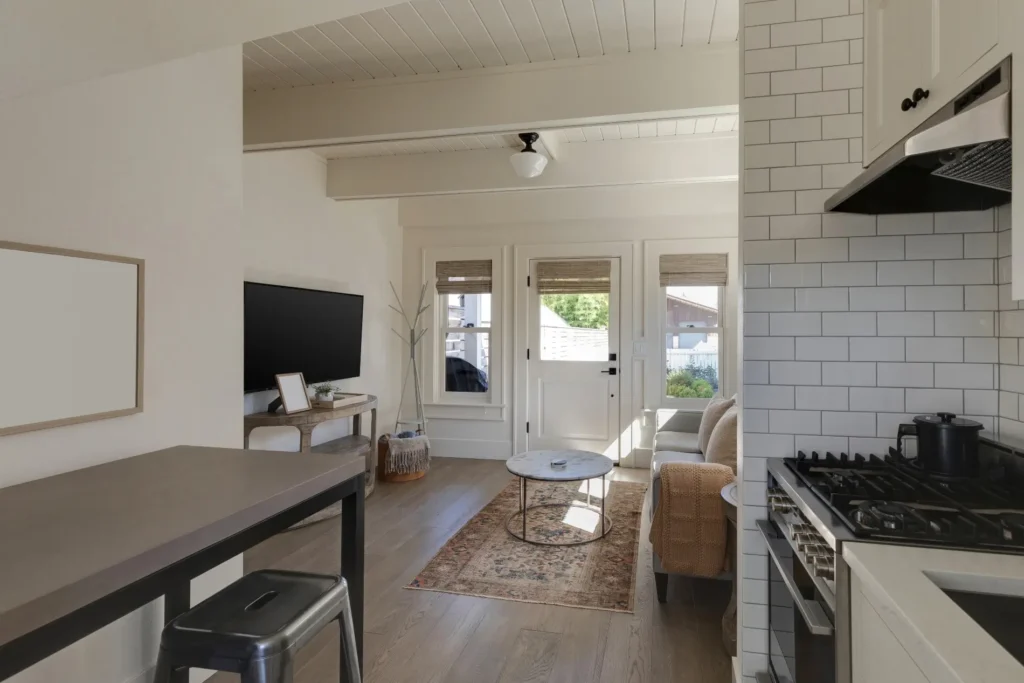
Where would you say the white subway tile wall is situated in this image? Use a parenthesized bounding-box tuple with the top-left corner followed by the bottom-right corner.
(996, 205, 1024, 441)
(739, 2, 1009, 678)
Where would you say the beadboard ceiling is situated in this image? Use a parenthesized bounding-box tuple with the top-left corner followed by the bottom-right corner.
(243, 0, 739, 90)
(315, 114, 738, 158)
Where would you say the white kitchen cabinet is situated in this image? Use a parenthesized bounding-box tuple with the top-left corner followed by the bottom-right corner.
(863, 0, 1001, 165)
(851, 574, 932, 683)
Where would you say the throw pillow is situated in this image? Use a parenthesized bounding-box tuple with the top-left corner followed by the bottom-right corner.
(698, 396, 735, 454)
(705, 405, 739, 473)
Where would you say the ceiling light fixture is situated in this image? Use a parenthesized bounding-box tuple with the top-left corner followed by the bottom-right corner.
(509, 132, 548, 179)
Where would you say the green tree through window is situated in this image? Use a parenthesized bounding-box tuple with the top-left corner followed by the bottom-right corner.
(666, 367, 716, 398)
(541, 293, 609, 329)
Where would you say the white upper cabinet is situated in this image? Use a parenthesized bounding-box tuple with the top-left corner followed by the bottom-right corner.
(864, 0, 1001, 165)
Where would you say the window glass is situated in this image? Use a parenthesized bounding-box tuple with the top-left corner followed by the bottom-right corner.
(665, 332, 719, 399)
(444, 332, 489, 392)
(446, 293, 491, 328)
(539, 293, 609, 361)
(443, 292, 490, 394)
(665, 286, 719, 327)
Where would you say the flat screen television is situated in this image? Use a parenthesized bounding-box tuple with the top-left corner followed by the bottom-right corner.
(244, 282, 364, 393)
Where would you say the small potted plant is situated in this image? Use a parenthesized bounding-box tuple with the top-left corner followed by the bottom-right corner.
(313, 383, 337, 402)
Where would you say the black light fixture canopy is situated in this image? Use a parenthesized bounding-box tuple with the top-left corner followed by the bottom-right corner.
(518, 132, 540, 153)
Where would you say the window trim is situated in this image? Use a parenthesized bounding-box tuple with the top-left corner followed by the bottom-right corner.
(643, 238, 737, 413)
(422, 246, 504, 416)
(662, 285, 724, 410)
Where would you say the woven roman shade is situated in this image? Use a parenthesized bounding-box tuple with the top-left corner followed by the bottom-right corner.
(435, 260, 493, 295)
(536, 260, 611, 294)
(659, 254, 728, 287)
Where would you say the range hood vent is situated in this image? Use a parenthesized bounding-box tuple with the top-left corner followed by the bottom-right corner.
(825, 59, 1012, 215)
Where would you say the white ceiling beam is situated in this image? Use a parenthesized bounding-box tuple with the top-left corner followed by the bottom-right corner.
(1, 0, 400, 102)
(325, 134, 738, 200)
(244, 46, 739, 150)
(537, 132, 562, 161)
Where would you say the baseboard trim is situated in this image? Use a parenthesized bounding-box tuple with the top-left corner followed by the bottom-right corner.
(428, 438, 512, 460)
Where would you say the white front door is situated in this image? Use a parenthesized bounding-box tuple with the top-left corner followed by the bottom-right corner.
(527, 258, 621, 460)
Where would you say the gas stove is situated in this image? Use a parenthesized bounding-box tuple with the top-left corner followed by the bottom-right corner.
(786, 448, 1024, 553)
(761, 438, 1024, 683)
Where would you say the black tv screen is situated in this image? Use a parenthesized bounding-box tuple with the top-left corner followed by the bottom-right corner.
(244, 282, 364, 393)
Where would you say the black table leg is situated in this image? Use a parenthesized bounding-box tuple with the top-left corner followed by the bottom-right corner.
(522, 476, 527, 541)
(341, 474, 365, 683)
(164, 582, 189, 683)
(601, 473, 606, 537)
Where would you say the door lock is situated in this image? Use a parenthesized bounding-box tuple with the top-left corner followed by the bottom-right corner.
(601, 368, 617, 375)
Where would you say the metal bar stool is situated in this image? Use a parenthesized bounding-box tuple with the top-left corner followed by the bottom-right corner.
(154, 569, 361, 683)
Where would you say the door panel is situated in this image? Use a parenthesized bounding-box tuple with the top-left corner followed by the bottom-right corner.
(527, 258, 620, 459)
(538, 377, 613, 441)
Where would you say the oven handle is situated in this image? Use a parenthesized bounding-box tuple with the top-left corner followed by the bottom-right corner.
(756, 519, 835, 637)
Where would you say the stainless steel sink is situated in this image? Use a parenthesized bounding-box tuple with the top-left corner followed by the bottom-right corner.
(942, 589, 1024, 666)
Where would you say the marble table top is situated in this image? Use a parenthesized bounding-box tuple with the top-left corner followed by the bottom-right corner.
(721, 482, 738, 507)
(506, 450, 614, 481)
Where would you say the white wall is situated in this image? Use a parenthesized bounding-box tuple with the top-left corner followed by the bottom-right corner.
(400, 181, 738, 466)
(0, 48, 243, 683)
(243, 150, 402, 448)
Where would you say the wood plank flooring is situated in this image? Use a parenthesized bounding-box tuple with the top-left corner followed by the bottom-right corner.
(209, 458, 732, 683)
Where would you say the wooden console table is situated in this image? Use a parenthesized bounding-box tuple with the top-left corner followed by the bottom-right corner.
(244, 395, 378, 500)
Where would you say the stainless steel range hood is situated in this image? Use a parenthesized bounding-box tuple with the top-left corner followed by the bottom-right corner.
(825, 58, 1012, 214)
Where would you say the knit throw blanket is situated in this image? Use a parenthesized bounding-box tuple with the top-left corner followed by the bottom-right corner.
(650, 462, 734, 577)
(385, 434, 430, 474)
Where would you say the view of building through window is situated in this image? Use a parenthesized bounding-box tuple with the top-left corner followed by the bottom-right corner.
(665, 286, 720, 399)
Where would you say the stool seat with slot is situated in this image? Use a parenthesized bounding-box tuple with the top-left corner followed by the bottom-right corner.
(154, 569, 360, 683)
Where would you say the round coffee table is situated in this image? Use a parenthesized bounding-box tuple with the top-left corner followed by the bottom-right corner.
(505, 450, 614, 546)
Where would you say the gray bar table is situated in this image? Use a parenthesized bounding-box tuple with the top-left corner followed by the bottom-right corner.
(0, 446, 365, 683)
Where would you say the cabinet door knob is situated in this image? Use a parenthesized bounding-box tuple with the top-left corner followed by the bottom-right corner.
(913, 87, 930, 103)
(901, 97, 915, 111)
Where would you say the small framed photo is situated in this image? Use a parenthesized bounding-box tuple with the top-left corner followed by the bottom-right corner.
(275, 372, 312, 414)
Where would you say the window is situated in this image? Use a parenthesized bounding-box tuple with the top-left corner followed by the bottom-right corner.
(536, 260, 611, 362)
(436, 260, 492, 398)
(659, 254, 727, 405)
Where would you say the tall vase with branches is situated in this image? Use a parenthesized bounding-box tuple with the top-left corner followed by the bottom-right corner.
(390, 281, 430, 435)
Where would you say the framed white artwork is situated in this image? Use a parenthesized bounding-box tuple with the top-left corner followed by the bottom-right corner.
(275, 372, 311, 414)
(0, 241, 144, 437)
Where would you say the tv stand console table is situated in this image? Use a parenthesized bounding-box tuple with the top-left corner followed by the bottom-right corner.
(244, 395, 378, 502)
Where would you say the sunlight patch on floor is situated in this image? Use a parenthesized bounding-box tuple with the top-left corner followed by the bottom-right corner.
(577, 478, 611, 499)
(562, 500, 601, 532)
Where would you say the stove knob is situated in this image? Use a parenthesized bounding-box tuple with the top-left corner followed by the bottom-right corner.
(813, 556, 835, 580)
(769, 495, 796, 514)
(790, 523, 814, 539)
(793, 533, 817, 550)
(804, 544, 830, 558)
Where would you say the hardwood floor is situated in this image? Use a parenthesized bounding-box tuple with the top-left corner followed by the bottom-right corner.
(210, 458, 732, 683)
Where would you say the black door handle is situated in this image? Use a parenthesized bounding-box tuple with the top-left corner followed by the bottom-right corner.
(601, 368, 617, 375)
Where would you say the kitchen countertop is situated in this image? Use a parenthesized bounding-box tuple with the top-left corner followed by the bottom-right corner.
(844, 542, 1024, 683)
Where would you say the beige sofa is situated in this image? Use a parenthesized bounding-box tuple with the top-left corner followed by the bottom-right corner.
(649, 409, 729, 602)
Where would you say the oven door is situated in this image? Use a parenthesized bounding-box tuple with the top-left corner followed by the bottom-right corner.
(757, 520, 835, 683)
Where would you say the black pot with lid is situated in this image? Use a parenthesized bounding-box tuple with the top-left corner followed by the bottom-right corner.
(897, 412, 983, 477)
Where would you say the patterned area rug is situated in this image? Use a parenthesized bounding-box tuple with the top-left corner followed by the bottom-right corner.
(408, 478, 647, 613)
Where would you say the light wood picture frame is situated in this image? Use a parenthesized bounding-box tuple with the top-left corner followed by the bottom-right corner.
(0, 240, 145, 437)
(275, 372, 312, 414)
